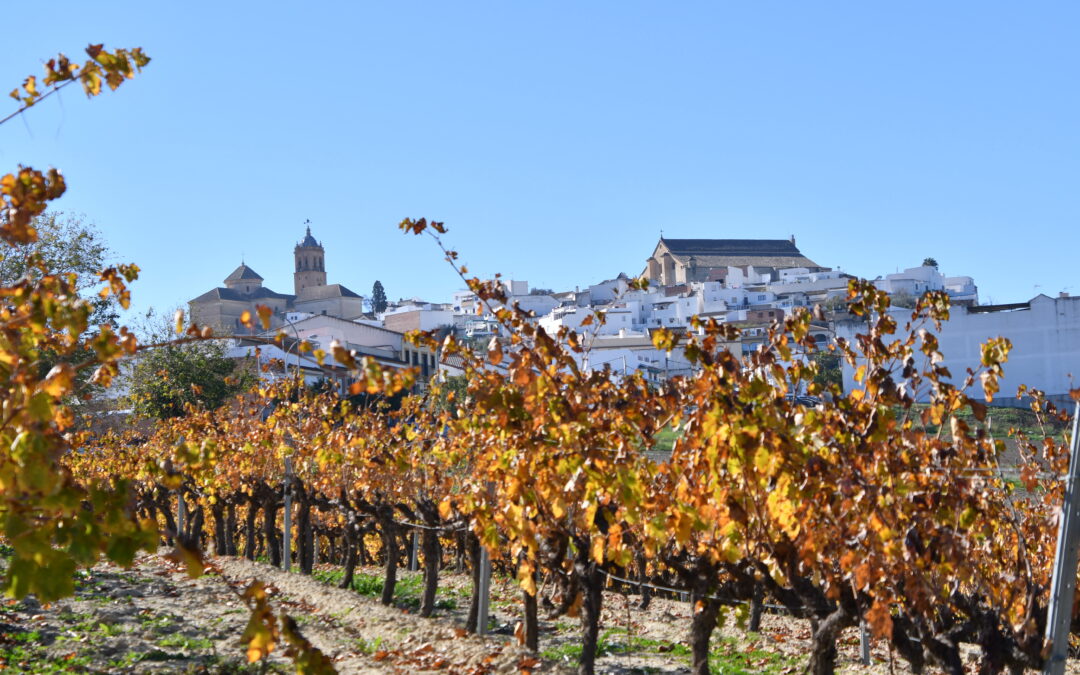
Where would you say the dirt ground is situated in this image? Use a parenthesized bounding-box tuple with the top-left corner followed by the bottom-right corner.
(0, 552, 1077, 674)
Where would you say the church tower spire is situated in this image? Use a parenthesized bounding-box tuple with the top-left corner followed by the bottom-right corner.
(294, 221, 327, 296)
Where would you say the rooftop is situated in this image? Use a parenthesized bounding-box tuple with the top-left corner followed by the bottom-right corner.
(224, 263, 263, 282)
(655, 237, 822, 269)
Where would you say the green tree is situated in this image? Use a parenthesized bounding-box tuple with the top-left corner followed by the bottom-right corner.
(126, 338, 253, 418)
(810, 350, 842, 392)
(0, 212, 118, 400)
(125, 307, 255, 418)
(820, 294, 848, 312)
(0, 211, 109, 286)
(371, 279, 388, 313)
(922, 257, 939, 268)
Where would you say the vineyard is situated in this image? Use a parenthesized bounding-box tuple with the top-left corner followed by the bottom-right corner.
(2, 45, 1079, 675)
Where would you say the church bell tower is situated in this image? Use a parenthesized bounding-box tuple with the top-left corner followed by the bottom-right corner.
(294, 225, 327, 296)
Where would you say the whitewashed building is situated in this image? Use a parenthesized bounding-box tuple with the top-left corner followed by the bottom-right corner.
(836, 294, 1080, 407)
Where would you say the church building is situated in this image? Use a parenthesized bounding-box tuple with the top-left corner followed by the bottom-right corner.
(642, 236, 824, 286)
(189, 227, 364, 333)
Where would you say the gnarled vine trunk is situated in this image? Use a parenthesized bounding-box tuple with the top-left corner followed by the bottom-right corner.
(575, 555, 604, 675)
(244, 499, 259, 560)
(466, 532, 481, 633)
(808, 606, 854, 675)
(263, 499, 281, 567)
(225, 502, 238, 556)
(689, 594, 722, 675)
(212, 502, 227, 555)
(377, 507, 399, 606)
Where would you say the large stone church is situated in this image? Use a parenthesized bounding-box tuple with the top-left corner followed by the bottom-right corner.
(642, 236, 824, 286)
(189, 227, 364, 333)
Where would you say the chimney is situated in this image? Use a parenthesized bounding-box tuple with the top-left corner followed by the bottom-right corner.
(790, 235, 796, 245)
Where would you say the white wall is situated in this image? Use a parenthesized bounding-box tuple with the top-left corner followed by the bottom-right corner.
(837, 295, 1080, 406)
(507, 294, 559, 317)
(539, 307, 634, 336)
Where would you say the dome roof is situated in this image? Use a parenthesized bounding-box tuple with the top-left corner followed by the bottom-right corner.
(299, 226, 320, 248)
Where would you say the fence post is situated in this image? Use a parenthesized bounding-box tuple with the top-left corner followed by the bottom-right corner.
(860, 621, 871, 665)
(1043, 401, 1080, 675)
(477, 544, 492, 635)
(176, 491, 186, 544)
(283, 456, 293, 572)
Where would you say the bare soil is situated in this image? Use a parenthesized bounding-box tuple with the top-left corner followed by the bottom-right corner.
(1, 552, 1077, 674)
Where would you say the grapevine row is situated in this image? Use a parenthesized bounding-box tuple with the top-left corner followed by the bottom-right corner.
(70, 238, 1074, 675)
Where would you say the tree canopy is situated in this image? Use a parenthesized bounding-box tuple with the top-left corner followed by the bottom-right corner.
(0, 212, 119, 399)
(125, 308, 255, 418)
(371, 279, 388, 313)
(126, 338, 253, 418)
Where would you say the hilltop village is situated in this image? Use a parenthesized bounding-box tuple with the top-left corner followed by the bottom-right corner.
(189, 228, 1079, 408)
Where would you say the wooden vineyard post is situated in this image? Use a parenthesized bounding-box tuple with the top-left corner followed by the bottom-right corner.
(477, 543, 492, 635)
(176, 492, 186, 545)
(1043, 401, 1080, 675)
(476, 480, 494, 635)
(409, 531, 419, 571)
(283, 456, 294, 572)
(860, 622, 870, 665)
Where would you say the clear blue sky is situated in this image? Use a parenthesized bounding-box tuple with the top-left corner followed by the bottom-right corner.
(3, 2, 1077, 318)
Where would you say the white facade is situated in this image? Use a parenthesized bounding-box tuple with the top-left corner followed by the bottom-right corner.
(539, 306, 635, 336)
(588, 276, 631, 304)
(725, 266, 774, 288)
(873, 265, 979, 305)
(226, 342, 324, 387)
(501, 279, 529, 296)
(836, 294, 1080, 407)
(506, 294, 559, 318)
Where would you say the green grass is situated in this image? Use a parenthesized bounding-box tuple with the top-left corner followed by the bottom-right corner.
(709, 636, 799, 674)
(107, 649, 182, 669)
(905, 403, 1069, 440)
(354, 636, 384, 655)
(541, 628, 796, 674)
(157, 634, 214, 651)
(653, 427, 681, 453)
(0, 612, 231, 674)
(312, 568, 456, 610)
(543, 628, 690, 663)
(0, 630, 95, 673)
(138, 611, 180, 633)
(67, 619, 127, 638)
